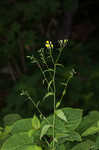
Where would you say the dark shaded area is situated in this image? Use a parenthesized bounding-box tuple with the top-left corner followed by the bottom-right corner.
(0, 0, 99, 118)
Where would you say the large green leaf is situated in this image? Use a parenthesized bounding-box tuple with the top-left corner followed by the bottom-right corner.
(55, 131, 81, 142)
(58, 107, 82, 130)
(94, 136, 99, 150)
(77, 111, 99, 134)
(42, 107, 82, 131)
(10, 118, 32, 135)
(3, 114, 22, 126)
(1, 132, 34, 150)
(28, 129, 40, 143)
(55, 144, 66, 150)
(82, 120, 99, 137)
(71, 140, 95, 150)
(41, 107, 82, 142)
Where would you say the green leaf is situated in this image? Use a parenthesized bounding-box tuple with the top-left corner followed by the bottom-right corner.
(55, 109, 68, 122)
(4, 125, 13, 134)
(94, 136, 99, 149)
(55, 101, 61, 109)
(77, 111, 99, 134)
(0, 125, 13, 140)
(56, 131, 81, 142)
(28, 129, 40, 144)
(1, 132, 34, 150)
(25, 145, 42, 150)
(3, 114, 22, 126)
(28, 129, 40, 139)
(55, 144, 65, 150)
(82, 120, 99, 137)
(32, 115, 40, 130)
(60, 107, 83, 130)
(43, 92, 54, 101)
(40, 124, 52, 139)
(0, 127, 3, 131)
(11, 118, 32, 135)
(71, 140, 95, 150)
(41, 107, 83, 137)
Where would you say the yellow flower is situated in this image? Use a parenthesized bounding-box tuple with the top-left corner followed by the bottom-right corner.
(64, 39, 68, 43)
(46, 41, 50, 44)
(45, 41, 53, 49)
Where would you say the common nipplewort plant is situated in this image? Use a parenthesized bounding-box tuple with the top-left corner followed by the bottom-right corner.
(1, 40, 99, 150)
(23, 39, 72, 149)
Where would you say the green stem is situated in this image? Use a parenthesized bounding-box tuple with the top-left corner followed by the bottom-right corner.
(58, 72, 74, 108)
(55, 48, 63, 64)
(50, 47, 54, 65)
(43, 56, 53, 87)
(53, 64, 56, 149)
(26, 92, 49, 123)
(37, 62, 53, 92)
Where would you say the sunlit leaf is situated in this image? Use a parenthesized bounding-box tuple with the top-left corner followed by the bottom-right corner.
(10, 119, 32, 135)
(1, 132, 34, 150)
(55, 101, 61, 109)
(55, 109, 68, 122)
(25, 145, 42, 150)
(40, 124, 52, 139)
(82, 120, 99, 137)
(32, 115, 40, 130)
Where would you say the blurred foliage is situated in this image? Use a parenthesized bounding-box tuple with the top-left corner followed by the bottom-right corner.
(0, 0, 99, 118)
(61, 40, 99, 112)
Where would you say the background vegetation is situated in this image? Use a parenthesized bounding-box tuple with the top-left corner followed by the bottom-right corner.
(0, 0, 99, 118)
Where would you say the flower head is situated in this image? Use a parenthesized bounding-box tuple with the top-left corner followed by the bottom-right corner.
(59, 39, 68, 47)
(45, 41, 53, 49)
(64, 39, 68, 43)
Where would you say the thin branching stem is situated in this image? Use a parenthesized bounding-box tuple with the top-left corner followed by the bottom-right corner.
(25, 92, 49, 123)
(58, 73, 73, 108)
(37, 61, 53, 92)
(50, 47, 54, 65)
(53, 64, 56, 149)
(41, 54, 53, 89)
(55, 47, 63, 64)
